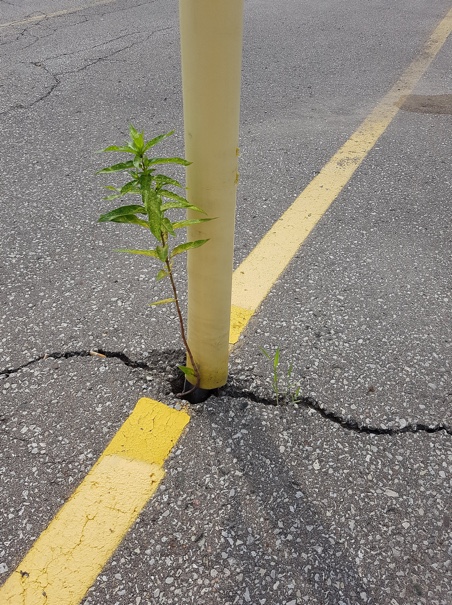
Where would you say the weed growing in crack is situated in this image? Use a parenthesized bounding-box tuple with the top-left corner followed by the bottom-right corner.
(97, 125, 212, 394)
(259, 347, 301, 405)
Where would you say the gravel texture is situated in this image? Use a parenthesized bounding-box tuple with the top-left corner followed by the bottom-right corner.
(80, 396, 451, 605)
(0, 355, 143, 579)
(1, 1, 451, 603)
(1, 355, 451, 604)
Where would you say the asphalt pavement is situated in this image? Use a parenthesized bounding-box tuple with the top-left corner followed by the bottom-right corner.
(1, 1, 451, 604)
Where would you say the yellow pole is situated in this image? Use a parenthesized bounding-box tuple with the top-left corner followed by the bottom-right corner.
(179, 0, 244, 389)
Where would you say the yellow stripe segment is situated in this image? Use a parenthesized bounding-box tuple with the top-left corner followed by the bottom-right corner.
(229, 305, 254, 347)
(0, 399, 190, 605)
(229, 6, 452, 344)
(103, 396, 189, 465)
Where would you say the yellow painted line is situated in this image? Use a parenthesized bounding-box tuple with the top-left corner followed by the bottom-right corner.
(0, 0, 118, 28)
(0, 398, 190, 605)
(229, 6, 452, 344)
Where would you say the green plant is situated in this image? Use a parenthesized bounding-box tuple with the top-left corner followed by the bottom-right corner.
(260, 347, 301, 404)
(260, 346, 281, 403)
(286, 361, 302, 404)
(97, 125, 211, 393)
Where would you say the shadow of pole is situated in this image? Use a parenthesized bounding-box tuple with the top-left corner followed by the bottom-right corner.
(202, 396, 372, 604)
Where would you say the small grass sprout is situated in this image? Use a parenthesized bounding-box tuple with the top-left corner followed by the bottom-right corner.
(260, 346, 302, 405)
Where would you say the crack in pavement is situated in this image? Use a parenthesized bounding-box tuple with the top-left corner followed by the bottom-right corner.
(1, 350, 451, 437)
(0, 349, 148, 378)
(224, 387, 452, 437)
(26, 60, 60, 108)
(37, 28, 148, 63)
(0, 14, 90, 51)
(49, 24, 174, 73)
(0, 25, 174, 116)
(97, 0, 159, 19)
(0, 21, 40, 48)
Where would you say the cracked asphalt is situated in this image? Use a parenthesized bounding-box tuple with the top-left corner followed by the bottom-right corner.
(1, 0, 451, 604)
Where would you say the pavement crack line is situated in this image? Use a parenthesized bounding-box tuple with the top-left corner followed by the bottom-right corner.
(37, 29, 145, 63)
(0, 26, 173, 116)
(299, 395, 452, 437)
(223, 388, 452, 437)
(58, 25, 174, 74)
(1, 351, 450, 437)
(0, 60, 61, 116)
(0, 349, 149, 378)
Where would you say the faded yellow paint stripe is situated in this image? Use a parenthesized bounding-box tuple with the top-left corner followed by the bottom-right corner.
(229, 305, 254, 344)
(103, 396, 190, 466)
(0, 457, 164, 605)
(0, 0, 118, 28)
(0, 399, 190, 605)
(230, 7, 452, 340)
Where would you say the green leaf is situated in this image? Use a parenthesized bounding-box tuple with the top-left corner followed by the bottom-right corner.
(154, 174, 183, 189)
(155, 244, 168, 262)
(161, 201, 191, 212)
(114, 248, 158, 258)
(161, 202, 206, 214)
(129, 124, 139, 137)
(162, 216, 175, 236)
(172, 218, 212, 229)
(97, 160, 135, 174)
(103, 193, 123, 201)
(156, 268, 169, 281)
(149, 298, 176, 307)
(159, 191, 206, 214)
(259, 347, 271, 360)
(159, 190, 190, 204)
(178, 365, 196, 377)
(101, 214, 149, 228)
(147, 157, 191, 167)
(129, 125, 144, 152)
(98, 205, 146, 222)
(141, 175, 162, 239)
(170, 239, 209, 258)
(120, 180, 141, 195)
(143, 131, 174, 152)
(100, 145, 137, 154)
(273, 348, 280, 369)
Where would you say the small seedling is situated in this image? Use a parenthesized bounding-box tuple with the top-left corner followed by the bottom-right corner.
(286, 362, 302, 404)
(260, 347, 301, 404)
(260, 346, 281, 404)
(97, 125, 211, 393)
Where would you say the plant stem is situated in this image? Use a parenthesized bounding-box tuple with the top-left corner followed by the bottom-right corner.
(164, 257, 200, 395)
(141, 152, 200, 396)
